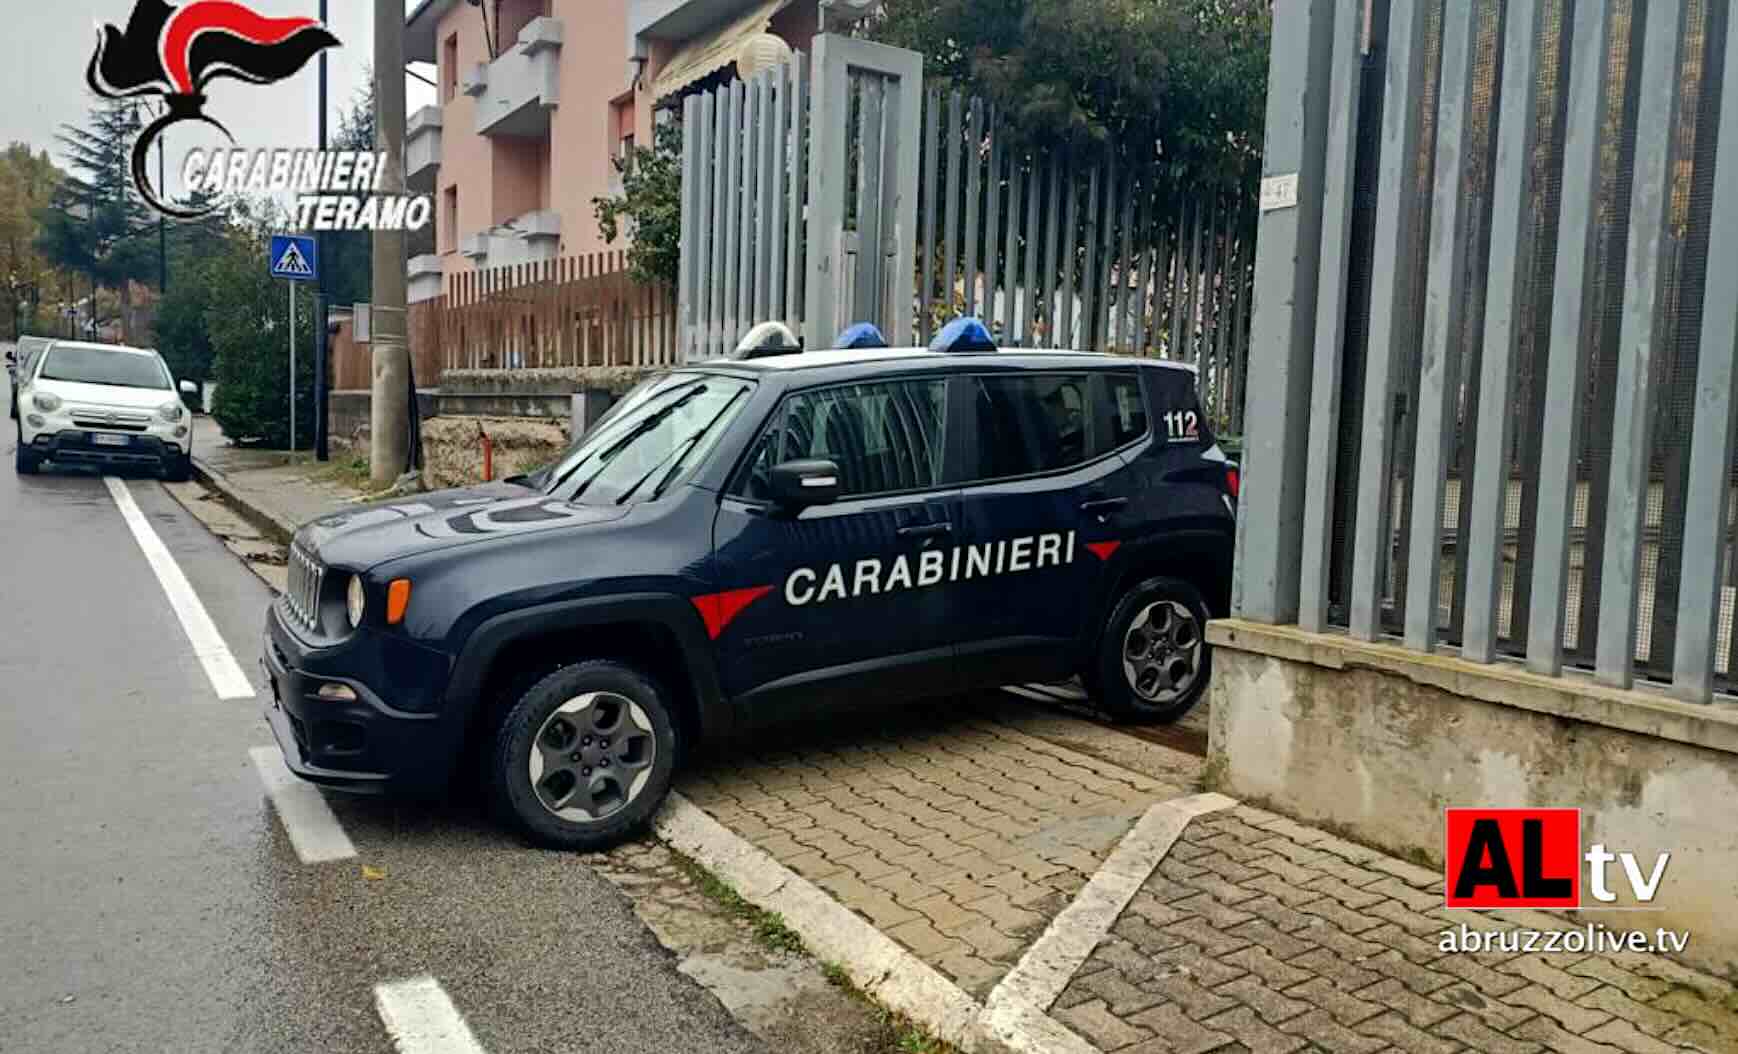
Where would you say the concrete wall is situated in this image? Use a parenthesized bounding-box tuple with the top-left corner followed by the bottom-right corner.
(1205, 619, 1738, 981)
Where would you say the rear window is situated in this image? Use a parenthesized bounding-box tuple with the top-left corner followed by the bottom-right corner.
(1095, 371, 1151, 455)
(1146, 367, 1208, 446)
(40, 347, 170, 390)
(968, 373, 1092, 481)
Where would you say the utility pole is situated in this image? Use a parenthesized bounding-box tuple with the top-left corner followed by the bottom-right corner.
(371, 0, 410, 486)
(313, 0, 330, 461)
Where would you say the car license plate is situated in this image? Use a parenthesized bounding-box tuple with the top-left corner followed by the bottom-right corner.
(92, 432, 130, 447)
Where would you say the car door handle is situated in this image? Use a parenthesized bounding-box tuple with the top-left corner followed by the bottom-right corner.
(897, 521, 952, 539)
(1079, 497, 1129, 515)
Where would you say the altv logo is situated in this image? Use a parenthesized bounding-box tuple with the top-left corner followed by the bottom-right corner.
(1444, 808, 1671, 909)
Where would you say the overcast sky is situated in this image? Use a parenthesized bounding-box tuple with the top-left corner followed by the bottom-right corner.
(5, 1, 437, 193)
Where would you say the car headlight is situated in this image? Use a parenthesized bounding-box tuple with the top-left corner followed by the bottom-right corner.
(32, 392, 60, 412)
(157, 400, 184, 423)
(346, 575, 366, 628)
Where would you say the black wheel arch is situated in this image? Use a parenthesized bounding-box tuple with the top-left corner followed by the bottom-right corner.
(1087, 526, 1234, 660)
(447, 593, 730, 769)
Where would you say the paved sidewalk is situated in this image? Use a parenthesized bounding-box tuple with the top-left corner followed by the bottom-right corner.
(189, 415, 364, 537)
(1050, 804, 1738, 1054)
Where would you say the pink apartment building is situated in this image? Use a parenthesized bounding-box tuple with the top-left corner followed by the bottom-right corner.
(403, 0, 818, 303)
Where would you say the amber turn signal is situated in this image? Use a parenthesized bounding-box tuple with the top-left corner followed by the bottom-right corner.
(386, 579, 412, 625)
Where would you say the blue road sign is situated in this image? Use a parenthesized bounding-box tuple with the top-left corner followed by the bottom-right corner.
(269, 234, 318, 282)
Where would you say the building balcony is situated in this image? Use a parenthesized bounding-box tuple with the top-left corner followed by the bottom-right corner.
(407, 255, 444, 304)
(405, 106, 442, 193)
(456, 210, 562, 270)
(474, 17, 563, 138)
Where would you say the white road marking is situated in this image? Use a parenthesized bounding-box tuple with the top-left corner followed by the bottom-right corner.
(374, 976, 488, 1054)
(103, 475, 256, 701)
(249, 745, 357, 864)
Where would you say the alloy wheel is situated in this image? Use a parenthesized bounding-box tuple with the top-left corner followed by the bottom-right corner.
(527, 691, 657, 821)
(1120, 600, 1203, 705)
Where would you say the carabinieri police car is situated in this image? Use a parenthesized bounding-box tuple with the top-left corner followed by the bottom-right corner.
(261, 318, 1239, 849)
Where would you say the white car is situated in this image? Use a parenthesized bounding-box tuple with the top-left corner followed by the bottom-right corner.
(14, 340, 198, 480)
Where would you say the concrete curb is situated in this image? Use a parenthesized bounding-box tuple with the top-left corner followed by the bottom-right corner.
(189, 452, 300, 544)
(654, 788, 1244, 1054)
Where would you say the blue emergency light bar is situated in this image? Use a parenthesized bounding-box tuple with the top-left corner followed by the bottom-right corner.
(833, 322, 889, 349)
(929, 316, 997, 354)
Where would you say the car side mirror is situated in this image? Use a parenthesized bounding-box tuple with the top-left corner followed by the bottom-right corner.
(178, 379, 198, 395)
(769, 458, 841, 508)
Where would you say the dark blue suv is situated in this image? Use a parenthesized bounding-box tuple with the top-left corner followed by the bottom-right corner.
(261, 334, 1239, 849)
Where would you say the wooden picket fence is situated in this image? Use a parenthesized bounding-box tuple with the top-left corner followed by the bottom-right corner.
(418, 251, 677, 374)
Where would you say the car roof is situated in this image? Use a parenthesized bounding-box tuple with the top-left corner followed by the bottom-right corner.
(43, 340, 160, 357)
(693, 345, 1199, 380)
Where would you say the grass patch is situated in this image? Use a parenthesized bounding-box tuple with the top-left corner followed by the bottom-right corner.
(667, 850, 806, 956)
(317, 452, 374, 494)
(819, 961, 964, 1054)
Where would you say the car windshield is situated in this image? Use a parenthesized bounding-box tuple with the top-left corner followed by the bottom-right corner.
(541, 372, 754, 504)
(39, 347, 170, 390)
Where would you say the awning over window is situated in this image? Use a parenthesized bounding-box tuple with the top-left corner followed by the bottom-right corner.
(649, 0, 794, 102)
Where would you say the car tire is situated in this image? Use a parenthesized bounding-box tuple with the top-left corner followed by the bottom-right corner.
(164, 453, 191, 482)
(14, 426, 37, 475)
(1094, 575, 1213, 724)
(487, 659, 678, 851)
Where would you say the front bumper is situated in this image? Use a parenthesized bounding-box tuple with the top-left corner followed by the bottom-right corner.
(261, 604, 462, 797)
(31, 429, 184, 469)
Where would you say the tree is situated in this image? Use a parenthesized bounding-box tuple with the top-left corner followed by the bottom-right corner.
(206, 200, 316, 447)
(35, 100, 155, 340)
(869, 0, 1270, 190)
(593, 119, 682, 287)
(0, 143, 63, 339)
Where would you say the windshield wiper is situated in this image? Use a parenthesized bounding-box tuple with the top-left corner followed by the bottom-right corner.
(614, 388, 747, 505)
(564, 383, 709, 500)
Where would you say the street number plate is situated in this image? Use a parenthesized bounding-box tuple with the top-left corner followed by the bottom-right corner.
(92, 433, 129, 447)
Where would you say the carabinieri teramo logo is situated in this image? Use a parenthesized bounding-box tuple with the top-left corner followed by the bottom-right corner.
(87, 0, 431, 233)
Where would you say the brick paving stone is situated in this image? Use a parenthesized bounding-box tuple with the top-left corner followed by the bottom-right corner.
(1363, 922, 1448, 964)
(1222, 945, 1315, 989)
(1095, 938, 1165, 984)
(1166, 915, 1255, 957)
(1113, 913, 1189, 955)
(1355, 979, 1458, 1029)
(1127, 893, 1192, 928)
(1078, 967, 1165, 1016)
(1299, 895, 1388, 936)
(1146, 973, 1239, 1019)
(1663, 1019, 1738, 1054)
(1169, 892, 1258, 928)
(1365, 898, 1450, 936)
(1582, 1020, 1683, 1054)
(885, 917, 969, 959)
(1365, 876, 1446, 913)
(1507, 982, 1615, 1035)
(1245, 872, 1328, 907)
(1180, 871, 1266, 907)
(1198, 831, 1270, 863)
(1307, 874, 1390, 910)
(1200, 1005, 1309, 1053)
(1310, 922, 1388, 963)
(1215, 975, 1311, 1024)
(1433, 982, 1538, 1029)
(1367, 856, 1444, 888)
(1437, 952, 1531, 997)
(1432, 1012, 1545, 1053)
(1574, 988, 1683, 1040)
(1357, 1011, 1465, 1054)
(1284, 977, 1384, 1027)
(1654, 987, 1738, 1036)
(1503, 957, 1603, 1001)
(1567, 960, 1672, 1003)
(1365, 949, 1457, 996)
(1251, 852, 1327, 886)
(832, 849, 903, 883)
(1057, 999, 1152, 1050)
(1512, 1015, 1628, 1054)
(1311, 834, 1386, 866)
(934, 946, 1002, 995)
(782, 849, 847, 880)
(1124, 1004, 1234, 1054)
(1192, 853, 1267, 885)
(1143, 942, 1251, 988)
(1238, 899, 1322, 938)
(1229, 804, 1285, 829)
(1289, 949, 1383, 992)
(1278, 1008, 1389, 1054)
(951, 921, 1027, 964)
(1259, 817, 1332, 846)
(906, 892, 989, 936)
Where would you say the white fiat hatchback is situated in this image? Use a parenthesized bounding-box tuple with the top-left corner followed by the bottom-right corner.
(14, 340, 197, 480)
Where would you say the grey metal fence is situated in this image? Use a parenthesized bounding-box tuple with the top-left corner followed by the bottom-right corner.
(1240, 0, 1738, 702)
(914, 93, 1258, 430)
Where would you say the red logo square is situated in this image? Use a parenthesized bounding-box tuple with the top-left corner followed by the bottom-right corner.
(1444, 808, 1580, 908)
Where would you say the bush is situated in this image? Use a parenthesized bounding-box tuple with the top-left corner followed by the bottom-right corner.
(207, 233, 316, 448)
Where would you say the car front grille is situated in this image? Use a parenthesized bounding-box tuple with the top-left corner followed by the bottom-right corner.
(285, 544, 325, 632)
(69, 406, 153, 432)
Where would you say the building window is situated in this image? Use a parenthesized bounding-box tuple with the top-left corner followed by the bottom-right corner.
(611, 96, 636, 175)
(442, 34, 458, 102)
(442, 187, 458, 253)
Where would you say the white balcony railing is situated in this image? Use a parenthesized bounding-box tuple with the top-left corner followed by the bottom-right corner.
(405, 106, 442, 192)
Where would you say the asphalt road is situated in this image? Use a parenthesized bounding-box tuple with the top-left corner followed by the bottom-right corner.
(0, 367, 767, 1054)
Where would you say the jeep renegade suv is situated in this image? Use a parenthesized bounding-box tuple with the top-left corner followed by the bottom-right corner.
(262, 329, 1238, 849)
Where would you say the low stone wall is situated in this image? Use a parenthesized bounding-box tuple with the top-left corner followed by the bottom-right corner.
(1204, 618, 1738, 981)
(438, 366, 657, 397)
(419, 415, 570, 490)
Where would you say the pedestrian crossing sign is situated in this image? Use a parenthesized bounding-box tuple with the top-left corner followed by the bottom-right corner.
(269, 234, 318, 282)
